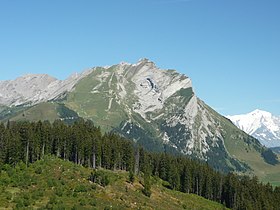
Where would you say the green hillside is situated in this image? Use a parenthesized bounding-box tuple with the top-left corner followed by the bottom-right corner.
(0, 156, 227, 210)
(203, 102, 280, 185)
(0, 102, 80, 124)
(65, 66, 135, 131)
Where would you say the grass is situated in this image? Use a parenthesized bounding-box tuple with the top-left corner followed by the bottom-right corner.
(202, 101, 280, 185)
(0, 156, 227, 210)
(6, 102, 79, 124)
(9, 102, 59, 122)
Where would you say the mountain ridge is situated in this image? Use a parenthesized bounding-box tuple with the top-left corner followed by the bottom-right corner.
(0, 69, 94, 106)
(0, 59, 278, 179)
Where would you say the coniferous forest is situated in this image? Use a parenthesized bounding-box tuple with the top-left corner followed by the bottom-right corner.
(1, 120, 280, 210)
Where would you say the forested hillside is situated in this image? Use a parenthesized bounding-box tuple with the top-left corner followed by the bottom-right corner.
(1, 120, 280, 209)
(0, 156, 228, 210)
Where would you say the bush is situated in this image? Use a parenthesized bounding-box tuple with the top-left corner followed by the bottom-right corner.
(142, 172, 152, 197)
(129, 170, 135, 183)
(47, 178, 57, 187)
(89, 199, 97, 206)
(35, 166, 43, 174)
(79, 198, 86, 206)
(101, 174, 110, 187)
(31, 189, 43, 200)
(53, 203, 66, 210)
(142, 187, 152, 197)
(15, 199, 25, 208)
(71, 205, 78, 210)
(89, 170, 110, 187)
(6, 192, 12, 201)
(74, 184, 88, 193)
(55, 187, 64, 197)
(14, 194, 31, 208)
(49, 194, 57, 205)
(0, 172, 11, 185)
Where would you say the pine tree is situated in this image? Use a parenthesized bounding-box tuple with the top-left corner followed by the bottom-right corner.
(142, 169, 152, 197)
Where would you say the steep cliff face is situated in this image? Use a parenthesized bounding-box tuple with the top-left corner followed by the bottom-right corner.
(0, 59, 276, 174)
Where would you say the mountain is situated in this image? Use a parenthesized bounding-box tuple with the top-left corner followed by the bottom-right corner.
(0, 59, 279, 179)
(0, 71, 93, 107)
(227, 109, 280, 148)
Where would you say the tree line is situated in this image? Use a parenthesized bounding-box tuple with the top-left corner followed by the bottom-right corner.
(0, 120, 280, 210)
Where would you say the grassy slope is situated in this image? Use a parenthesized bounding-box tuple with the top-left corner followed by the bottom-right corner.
(9, 102, 60, 122)
(203, 101, 280, 185)
(2, 102, 80, 124)
(0, 156, 227, 210)
(65, 67, 129, 131)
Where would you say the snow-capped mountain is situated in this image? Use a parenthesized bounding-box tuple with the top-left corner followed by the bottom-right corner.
(0, 59, 276, 174)
(227, 110, 280, 148)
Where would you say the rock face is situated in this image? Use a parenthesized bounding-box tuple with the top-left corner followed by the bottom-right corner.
(0, 70, 93, 106)
(0, 59, 274, 173)
(228, 110, 280, 148)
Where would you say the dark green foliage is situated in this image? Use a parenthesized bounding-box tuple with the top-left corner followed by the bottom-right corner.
(129, 170, 135, 183)
(74, 184, 88, 193)
(142, 172, 152, 197)
(89, 170, 110, 187)
(56, 104, 80, 124)
(0, 120, 280, 209)
(206, 137, 248, 173)
(35, 166, 43, 174)
(116, 121, 165, 153)
(261, 149, 279, 165)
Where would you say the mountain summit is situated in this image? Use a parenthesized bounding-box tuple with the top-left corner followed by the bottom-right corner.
(227, 110, 280, 148)
(0, 59, 277, 176)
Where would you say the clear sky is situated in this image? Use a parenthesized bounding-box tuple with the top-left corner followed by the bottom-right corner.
(0, 0, 279, 116)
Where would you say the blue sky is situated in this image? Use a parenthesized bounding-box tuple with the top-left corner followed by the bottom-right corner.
(0, 0, 279, 115)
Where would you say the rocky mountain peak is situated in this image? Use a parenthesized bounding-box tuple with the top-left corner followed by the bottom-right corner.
(0, 59, 274, 173)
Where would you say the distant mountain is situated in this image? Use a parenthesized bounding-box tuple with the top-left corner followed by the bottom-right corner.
(227, 109, 280, 148)
(0, 59, 278, 178)
(0, 71, 92, 106)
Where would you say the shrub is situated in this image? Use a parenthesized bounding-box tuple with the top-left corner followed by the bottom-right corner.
(89, 170, 110, 187)
(142, 187, 152, 197)
(101, 174, 110, 187)
(74, 184, 88, 193)
(79, 198, 86, 206)
(47, 178, 57, 187)
(55, 187, 64, 197)
(129, 170, 135, 183)
(35, 166, 43, 174)
(89, 199, 97, 206)
(49, 194, 57, 205)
